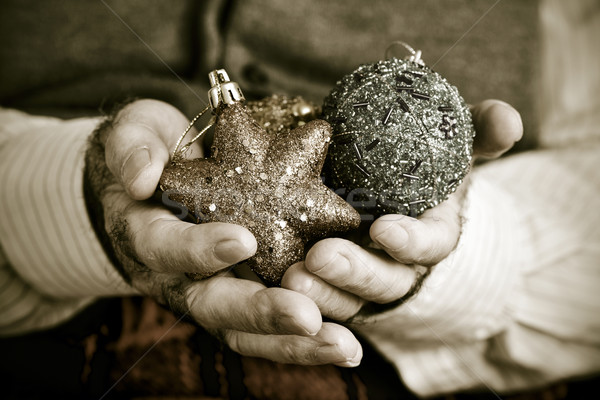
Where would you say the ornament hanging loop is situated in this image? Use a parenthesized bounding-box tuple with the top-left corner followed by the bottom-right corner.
(385, 41, 424, 65)
(172, 69, 245, 158)
(172, 104, 211, 158)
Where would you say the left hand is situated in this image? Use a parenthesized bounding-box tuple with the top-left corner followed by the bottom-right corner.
(281, 99, 523, 322)
(85, 99, 361, 367)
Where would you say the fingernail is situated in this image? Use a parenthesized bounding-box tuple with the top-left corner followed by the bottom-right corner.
(374, 222, 409, 250)
(334, 254, 351, 275)
(122, 148, 151, 185)
(280, 314, 318, 335)
(214, 239, 250, 264)
(335, 344, 362, 367)
(311, 252, 350, 276)
(500, 103, 524, 142)
(291, 275, 315, 296)
(316, 344, 351, 363)
(337, 360, 361, 368)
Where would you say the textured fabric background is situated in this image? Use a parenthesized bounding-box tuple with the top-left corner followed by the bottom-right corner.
(2, 296, 590, 399)
(223, 0, 539, 150)
(0, 0, 539, 149)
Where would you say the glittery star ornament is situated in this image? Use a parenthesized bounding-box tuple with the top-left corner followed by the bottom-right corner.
(160, 103, 361, 286)
(323, 56, 475, 218)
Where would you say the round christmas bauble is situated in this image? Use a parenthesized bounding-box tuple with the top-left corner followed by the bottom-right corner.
(322, 56, 475, 218)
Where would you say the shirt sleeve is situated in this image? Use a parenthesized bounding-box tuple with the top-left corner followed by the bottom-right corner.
(0, 107, 137, 336)
(353, 143, 600, 396)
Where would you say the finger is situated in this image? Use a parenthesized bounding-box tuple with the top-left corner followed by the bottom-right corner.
(471, 99, 523, 159)
(105, 99, 203, 200)
(282, 262, 365, 321)
(369, 195, 462, 266)
(224, 322, 362, 367)
(186, 276, 322, 336)
(304, 238, 417, 303)
(105, 190, 257, 274)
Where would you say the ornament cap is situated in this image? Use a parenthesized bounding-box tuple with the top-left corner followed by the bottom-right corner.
(408, 49, 423, 64)
(208, 69, 245, 110)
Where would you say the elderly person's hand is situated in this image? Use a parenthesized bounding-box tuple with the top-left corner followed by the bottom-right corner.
(282, 100, 523, 322)
(84, 99, 361, 367)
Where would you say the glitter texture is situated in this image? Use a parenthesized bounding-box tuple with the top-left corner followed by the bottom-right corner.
(322, 58, 475, 217)
(160, 102, 361, 286)
(246, 94, 320, 136)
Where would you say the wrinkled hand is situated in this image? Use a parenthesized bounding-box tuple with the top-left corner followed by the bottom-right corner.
(282, 100, 524, 322)
(84, 99, 361, 367)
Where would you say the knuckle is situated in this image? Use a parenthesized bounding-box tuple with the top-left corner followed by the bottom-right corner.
(146, 216, 169, 242)
(282, 340, 311, 365)
(325, 294, 363, 321)
(249, 289, 278, 331)
(350, 268, 383, 299)
(219, 329, 255, 357)
(138, 218, 198, 272)
(250, 288, 273, 311)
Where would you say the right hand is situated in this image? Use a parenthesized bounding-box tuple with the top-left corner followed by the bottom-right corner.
(282, 99, 524, 322)
(84, 99, 361, 367)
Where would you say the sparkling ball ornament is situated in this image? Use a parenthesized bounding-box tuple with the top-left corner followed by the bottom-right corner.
(160, 71, 360, 286)
(323, 47, 475, 218)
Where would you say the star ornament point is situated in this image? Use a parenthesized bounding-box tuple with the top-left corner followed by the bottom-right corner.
(160, 103, 361, 285)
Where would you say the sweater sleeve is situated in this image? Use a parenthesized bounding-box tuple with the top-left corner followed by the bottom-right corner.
(0, 107, 137, 336)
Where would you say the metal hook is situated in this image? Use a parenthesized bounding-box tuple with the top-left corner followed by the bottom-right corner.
(385, 41, 424, 65)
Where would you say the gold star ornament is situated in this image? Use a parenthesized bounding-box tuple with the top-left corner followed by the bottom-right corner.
(159, 71, 361, 285)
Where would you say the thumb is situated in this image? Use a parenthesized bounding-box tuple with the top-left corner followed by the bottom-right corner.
(471, 99, 523, 160)
(105, 99, 203, 200)
(105, 121, 170, 200)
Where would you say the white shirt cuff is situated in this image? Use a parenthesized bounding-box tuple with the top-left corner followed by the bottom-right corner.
(354, 170, 533, 396)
